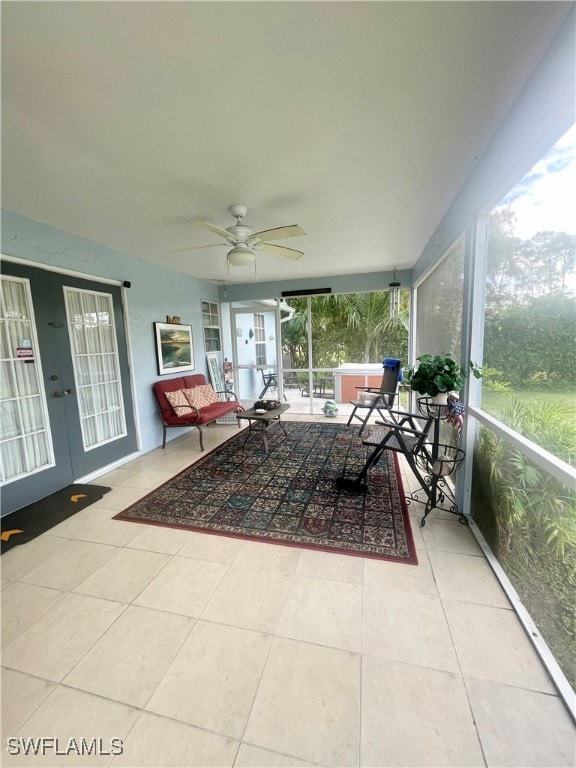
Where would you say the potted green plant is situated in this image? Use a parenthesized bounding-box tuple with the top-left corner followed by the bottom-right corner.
(406, 354, 481, 401)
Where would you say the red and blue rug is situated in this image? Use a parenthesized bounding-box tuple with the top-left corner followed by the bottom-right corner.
(114, 421, 417, 564)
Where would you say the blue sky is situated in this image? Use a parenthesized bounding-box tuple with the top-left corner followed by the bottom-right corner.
(498, 124, 575, 240)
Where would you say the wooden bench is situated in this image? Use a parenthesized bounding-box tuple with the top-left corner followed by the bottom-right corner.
(153, 373, 243, 450)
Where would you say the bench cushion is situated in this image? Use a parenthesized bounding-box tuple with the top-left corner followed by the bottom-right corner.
(153, 374, 242, 427)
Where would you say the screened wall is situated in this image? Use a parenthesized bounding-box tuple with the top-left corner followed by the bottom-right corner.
(414, 237, 465, 362)
(472, 125, 575, 692)
(414, 122, 576, 698)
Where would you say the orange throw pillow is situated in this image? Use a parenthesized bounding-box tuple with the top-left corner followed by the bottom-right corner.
(165, 389, 194, 416)
(183, 384, 220, 410)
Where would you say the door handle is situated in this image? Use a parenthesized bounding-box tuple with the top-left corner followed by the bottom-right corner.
(51, 389, 74, 398)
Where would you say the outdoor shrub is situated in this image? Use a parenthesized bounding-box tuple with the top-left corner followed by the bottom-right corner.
(474, 398, 576, 689)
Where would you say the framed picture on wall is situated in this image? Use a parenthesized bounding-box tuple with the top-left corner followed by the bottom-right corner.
(154, 322, 195, 375)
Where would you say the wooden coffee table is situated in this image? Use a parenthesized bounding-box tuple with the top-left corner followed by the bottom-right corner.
(236, 404, 290, 452)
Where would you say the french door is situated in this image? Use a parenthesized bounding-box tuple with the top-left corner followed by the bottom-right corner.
(1, 261, 137, 516)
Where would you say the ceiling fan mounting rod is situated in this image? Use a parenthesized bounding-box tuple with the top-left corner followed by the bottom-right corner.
(229, 204, 247, 223)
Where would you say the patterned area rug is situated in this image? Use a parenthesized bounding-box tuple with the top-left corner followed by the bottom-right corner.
(115, 422, 417, 564)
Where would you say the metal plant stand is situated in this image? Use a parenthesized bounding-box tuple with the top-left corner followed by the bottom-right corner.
(407, 397, 467, 527)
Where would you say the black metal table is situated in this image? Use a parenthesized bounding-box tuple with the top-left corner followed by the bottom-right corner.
(236, 404, 290, 452)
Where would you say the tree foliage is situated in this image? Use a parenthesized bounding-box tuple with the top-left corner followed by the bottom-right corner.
(281, 291, 409, 370)
(484, 211, 576, 389)
(474, 399, 576, 689)
(484, 293, 576, 389)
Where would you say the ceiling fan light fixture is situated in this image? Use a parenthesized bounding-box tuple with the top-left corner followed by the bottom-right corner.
(226, 245, 255, 267)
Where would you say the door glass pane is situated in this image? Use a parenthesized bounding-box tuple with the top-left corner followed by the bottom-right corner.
(0, 323, 10, 359)
(1, 439, 26, 482)
(20, 396, 44, 433)
(0, 276, 54, 483)
(70, 324, 88, 355)
(0, 400, 21, 440)
(86, 325, 102, 354)
(6, 319, 34, 354)
(64, 287, 127, 450)
(96, 294, 111, 323)
(25, 433, 50, 471)
(14, 360, 40, 396)
(1, 362, 16, 398)
(2, 279, 29, 318)
(99, 324, 114, 351)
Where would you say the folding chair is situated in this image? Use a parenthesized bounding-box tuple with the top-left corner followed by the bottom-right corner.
(281, 354, 299, 389)
(259, 370, 278, 398)
(337, 398, 468, 526)
(336, 410, 435, 496)
(346, 358, 402, 435)
(259, 369, 288, 401)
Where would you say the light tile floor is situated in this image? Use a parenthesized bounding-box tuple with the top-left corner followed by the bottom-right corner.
(1, 417, 575, 767)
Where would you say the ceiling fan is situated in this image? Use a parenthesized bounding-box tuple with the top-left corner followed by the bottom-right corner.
(166, 205, 306, 268)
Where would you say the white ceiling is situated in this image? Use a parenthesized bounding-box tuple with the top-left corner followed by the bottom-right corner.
(1, 1, 570, 284)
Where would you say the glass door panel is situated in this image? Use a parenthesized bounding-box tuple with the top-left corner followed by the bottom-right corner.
(231, 302, 279, 405)
(0, 276, 54, 484)
(64, 287, 127, 450)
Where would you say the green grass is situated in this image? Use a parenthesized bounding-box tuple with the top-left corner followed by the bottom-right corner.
(482, 389, 576, 427)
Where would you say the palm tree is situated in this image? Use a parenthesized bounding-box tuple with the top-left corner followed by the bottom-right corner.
(282, 291, 409, 369)
(330, 292, 409, 363)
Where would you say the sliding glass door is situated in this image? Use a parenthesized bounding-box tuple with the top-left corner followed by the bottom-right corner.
(280, 292, 409, 416)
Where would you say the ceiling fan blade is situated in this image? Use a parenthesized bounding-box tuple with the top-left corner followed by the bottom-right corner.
(258, 242, 304, 260)
(252, 225, 306, 242)
(195, 221, 233, 240)
(165, 243, 223, 254)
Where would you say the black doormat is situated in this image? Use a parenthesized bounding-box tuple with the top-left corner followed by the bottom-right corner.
(1, 484, 112, 553)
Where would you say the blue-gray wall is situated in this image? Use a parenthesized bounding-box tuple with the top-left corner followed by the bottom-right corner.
(1, 210, 220, 454)
(1, 213, 409, 456)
